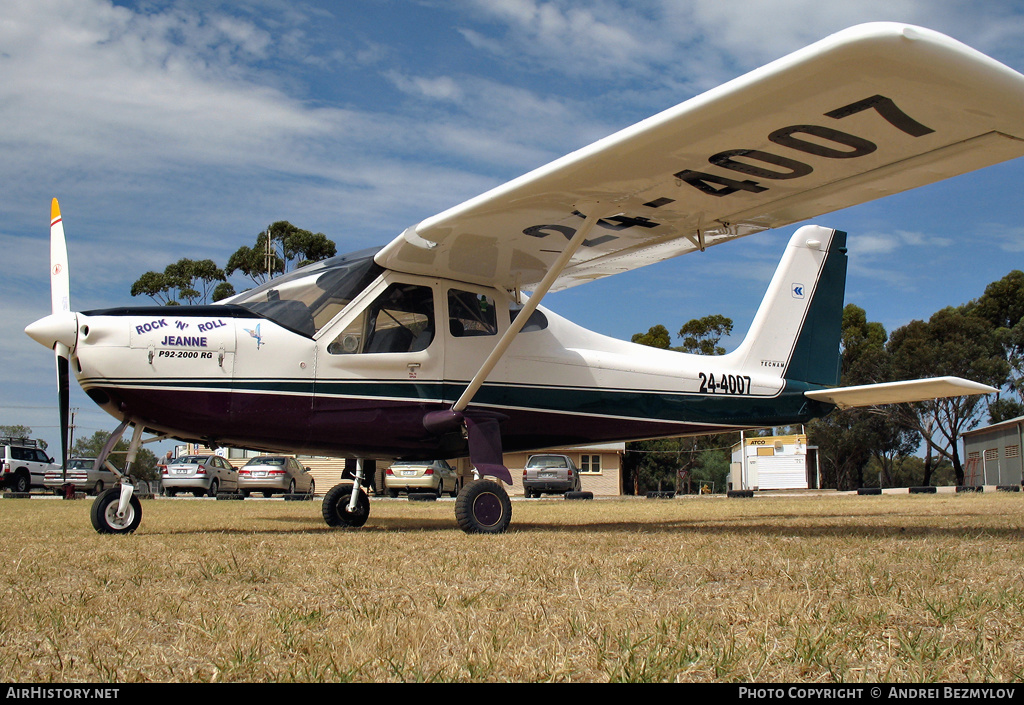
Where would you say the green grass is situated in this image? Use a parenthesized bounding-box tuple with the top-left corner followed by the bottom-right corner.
(1, 492, 1022, 682)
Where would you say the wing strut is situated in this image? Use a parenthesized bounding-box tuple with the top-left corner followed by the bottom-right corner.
(453, 205, 612, 411)
(423, 205, 615, 483)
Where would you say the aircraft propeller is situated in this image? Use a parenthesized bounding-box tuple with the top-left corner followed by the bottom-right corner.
(25, 199, 78, 474)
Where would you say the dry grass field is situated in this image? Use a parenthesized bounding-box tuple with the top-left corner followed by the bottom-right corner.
(1, 490, 1022, 682)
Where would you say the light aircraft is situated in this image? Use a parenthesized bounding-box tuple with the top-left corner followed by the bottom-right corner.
(24, 23, 1024, 535)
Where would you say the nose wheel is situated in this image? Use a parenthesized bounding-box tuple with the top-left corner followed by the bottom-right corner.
(91, 487, 142, 534)
(88, 420, 154, 534)
(455, 479, 512, 534)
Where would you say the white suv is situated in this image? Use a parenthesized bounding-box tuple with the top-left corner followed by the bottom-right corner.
(2, 438, 58, 493)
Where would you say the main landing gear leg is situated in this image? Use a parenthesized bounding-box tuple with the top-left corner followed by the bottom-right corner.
(322, 459, 370, 528)
(90, 421, 143, 534)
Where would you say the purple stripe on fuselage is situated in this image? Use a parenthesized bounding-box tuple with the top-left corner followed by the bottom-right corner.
(87, 385, 718, 459)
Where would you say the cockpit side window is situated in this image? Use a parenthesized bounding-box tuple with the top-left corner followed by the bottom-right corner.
(509, 303, 548, 332)
(328, 283, 435, 354)
(448, 289, 497, 337)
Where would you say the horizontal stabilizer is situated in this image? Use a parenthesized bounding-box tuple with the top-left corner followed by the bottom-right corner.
(805, 377, 996, 409)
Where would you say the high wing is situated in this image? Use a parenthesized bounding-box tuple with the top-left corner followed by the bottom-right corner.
(375, 22, 1024, 292)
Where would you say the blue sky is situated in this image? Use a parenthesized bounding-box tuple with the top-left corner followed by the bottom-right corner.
(3, 0, 1024, 453)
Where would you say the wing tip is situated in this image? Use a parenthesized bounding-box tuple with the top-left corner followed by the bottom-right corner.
(51, 198, 61, 224)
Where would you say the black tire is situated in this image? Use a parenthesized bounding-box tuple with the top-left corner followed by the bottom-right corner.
(263, 491, 274, 498)
(90, 488, 142, 534)
(449, 479, 460, 498)
(565, 491, 593, 500)
(322, 483, 370, 528)
(13, 471, 30, 494)
(455, 479, 512, 534)
(288, 479, 296, 495)
(387, 489, 399, 498)
(93, 480, 104, 496)
(208, 480, 219, 498)
(308, 480, 315, 497)
(165, 488, 177, 497)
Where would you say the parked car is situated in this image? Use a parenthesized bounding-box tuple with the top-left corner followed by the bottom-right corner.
(162, 454, 238, 497)
(522, 454, 582, 498)
(1, 437, 56, 492)
(237, 456, 315, 497)
(44, 457, 119, 495)
(385, 459, 460, 497)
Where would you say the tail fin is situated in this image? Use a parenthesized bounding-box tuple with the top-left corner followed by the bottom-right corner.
(729, 225, 847, 387)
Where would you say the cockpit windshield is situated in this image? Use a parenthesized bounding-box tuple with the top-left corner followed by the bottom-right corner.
(228, 248, 384, 337)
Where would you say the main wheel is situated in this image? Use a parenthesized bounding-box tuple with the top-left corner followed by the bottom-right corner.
(90, 488, 142, 534)
(322, 483, 370, 528)
(455, 479, 512, 534)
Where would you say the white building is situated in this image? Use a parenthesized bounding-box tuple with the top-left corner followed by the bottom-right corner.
(730, 434, 819, 491)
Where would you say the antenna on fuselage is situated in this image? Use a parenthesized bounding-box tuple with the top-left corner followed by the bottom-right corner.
(264, 224, 274, 281)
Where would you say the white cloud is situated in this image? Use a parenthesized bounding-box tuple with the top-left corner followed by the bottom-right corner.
(456, 0, 1024, 93)
(0, 1, 342, 177)
(386, 72, 465, 101)
(984, 223, 1024, 253)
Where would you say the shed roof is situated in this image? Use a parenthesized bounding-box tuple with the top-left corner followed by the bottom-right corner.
(961, 415, 1024, 439)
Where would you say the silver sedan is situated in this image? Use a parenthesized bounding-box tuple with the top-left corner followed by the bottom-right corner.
(162, 454, 238, 497)
(237, 456, 316, 497)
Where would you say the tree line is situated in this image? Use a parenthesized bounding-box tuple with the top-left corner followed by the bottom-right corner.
(625, 270, 1024, 493)
(130, 221, 337, 305)
(810, 270, 1022, 490)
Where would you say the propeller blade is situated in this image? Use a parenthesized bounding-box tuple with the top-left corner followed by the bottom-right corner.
(25, 199, 79, 473)
(50, 198, 70, 315)
(51, 199, 71, 473)
(56, 344, 69, 473)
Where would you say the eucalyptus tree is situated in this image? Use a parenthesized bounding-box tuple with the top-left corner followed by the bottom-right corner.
(130, 258, 227, 306)
(625, 315, 737, 493)
(887, 306, 1009, 485)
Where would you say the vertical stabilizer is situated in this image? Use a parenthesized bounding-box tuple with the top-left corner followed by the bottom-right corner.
(730, 225, 848, 387)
